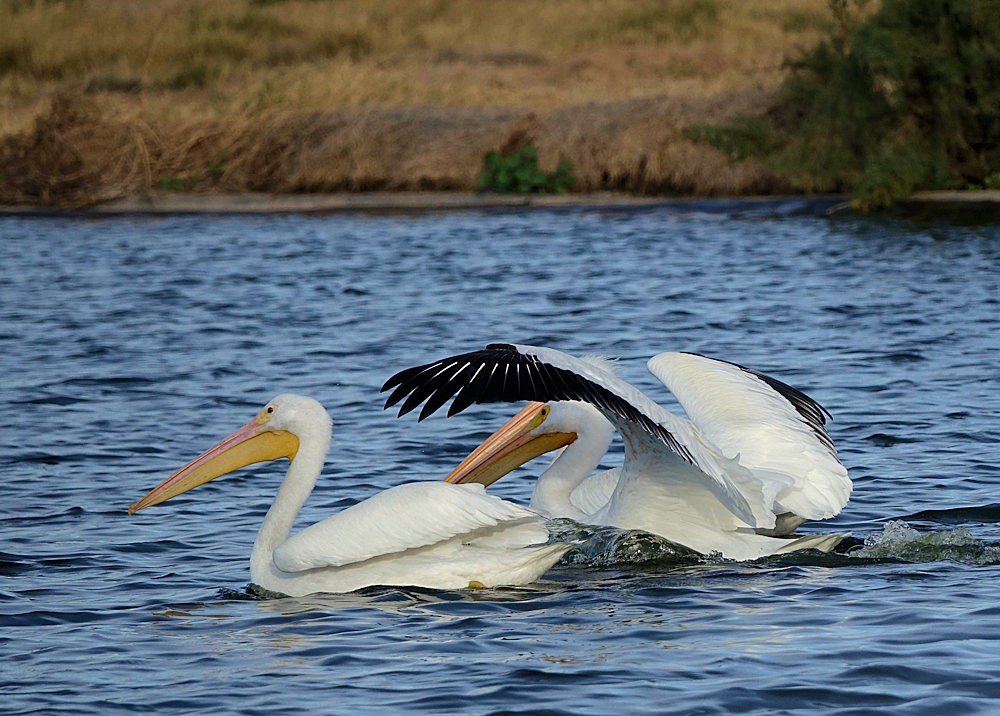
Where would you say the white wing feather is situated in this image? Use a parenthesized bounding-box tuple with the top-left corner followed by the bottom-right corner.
(273, 482, 546, 573)
(515, 344, 770, 528)
(568, 468, 622, 516)
(647, 352, 851, 520)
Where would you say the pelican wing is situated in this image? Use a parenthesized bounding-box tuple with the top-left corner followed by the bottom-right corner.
(569, 468, 622, 516)
(273, 482, 546, 573)
(383, 343, 762, 527)
(383, 343, 693, 456)
(647, 352, 851, 520)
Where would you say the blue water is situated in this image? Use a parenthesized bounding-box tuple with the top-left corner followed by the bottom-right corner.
(2, 201, 999, 713)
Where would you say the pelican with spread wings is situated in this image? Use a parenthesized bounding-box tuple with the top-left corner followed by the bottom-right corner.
(383, 344, 851, 560)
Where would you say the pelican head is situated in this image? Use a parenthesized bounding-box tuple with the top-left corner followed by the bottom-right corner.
(128, 394, 330, 514)
(444, 400, 610, 487)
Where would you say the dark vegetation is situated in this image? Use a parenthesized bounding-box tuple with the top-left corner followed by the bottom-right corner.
(688, 0, 1000, 209)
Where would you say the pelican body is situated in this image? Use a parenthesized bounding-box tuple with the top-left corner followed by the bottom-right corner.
(383, 345, 852, 560)
(129, 394, 569, 596)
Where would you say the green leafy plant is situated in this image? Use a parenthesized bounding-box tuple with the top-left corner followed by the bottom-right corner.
(682, 0, 1000, 210)
(159, 174, 185, 191)
(476, 145, 574, 194)
(682, 115, 774, 160)
(206, 159, 226, 179)
(771, 0, 1000, 210)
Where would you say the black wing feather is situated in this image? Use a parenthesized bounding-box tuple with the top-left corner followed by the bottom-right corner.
(448, 362, 494, 417)
(383, 344, 696, 465)
(381, 360, 449, 410)
(418, 362, 478, 421)
(396, 361, 465, 418)
(381, 361, 434, 395)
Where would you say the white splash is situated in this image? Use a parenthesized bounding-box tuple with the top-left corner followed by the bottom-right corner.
(854, 520, 1000, 565)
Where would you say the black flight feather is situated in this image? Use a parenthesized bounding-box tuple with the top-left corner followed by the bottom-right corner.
(382, 343, 696, 464)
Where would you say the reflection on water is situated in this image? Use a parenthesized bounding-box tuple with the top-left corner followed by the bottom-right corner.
(2, 205, 999, 713)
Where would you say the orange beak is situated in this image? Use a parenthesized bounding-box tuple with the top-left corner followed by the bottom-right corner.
(128, 414, 299, 515)
(444, 402, 576, 487)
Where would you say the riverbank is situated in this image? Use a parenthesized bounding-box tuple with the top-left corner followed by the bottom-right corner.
(0, 91, 792, 208)
(0, 0, 832, 208)
(4, 1, 994, 212)
(4, 190, 999, 218)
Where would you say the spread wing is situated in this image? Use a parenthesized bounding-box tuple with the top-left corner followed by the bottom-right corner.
(647, 352, 851, 520)
(382, 343, 765, 528)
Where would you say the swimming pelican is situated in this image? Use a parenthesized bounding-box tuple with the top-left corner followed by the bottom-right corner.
(382, 344, 851, 560)
(128, 393, 570, 596)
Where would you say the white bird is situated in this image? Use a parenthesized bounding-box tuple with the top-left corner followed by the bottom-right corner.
(128, 394, 570, 596)
(382, 344, 852, 560)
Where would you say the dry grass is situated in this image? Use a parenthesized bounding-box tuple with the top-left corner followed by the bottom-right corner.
(0, 0, 837, 206)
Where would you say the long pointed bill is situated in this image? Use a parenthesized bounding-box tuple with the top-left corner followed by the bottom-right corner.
(128, 416, 299, 515)
(444, 401, 576, 487)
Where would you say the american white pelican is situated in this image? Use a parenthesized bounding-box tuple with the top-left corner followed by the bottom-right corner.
(382, 344, 852, 560)
(128, 394, 570, 596)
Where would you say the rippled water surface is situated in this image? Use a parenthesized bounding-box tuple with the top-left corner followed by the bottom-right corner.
(2, 202, 999, 714)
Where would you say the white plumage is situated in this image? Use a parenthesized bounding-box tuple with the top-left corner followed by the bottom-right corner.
(648, 352, 850, 521)
(129, 394, 569, 596)
(385, 345, 852, 560)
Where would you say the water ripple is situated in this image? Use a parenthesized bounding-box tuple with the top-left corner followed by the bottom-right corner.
(2, 209, 999, 713)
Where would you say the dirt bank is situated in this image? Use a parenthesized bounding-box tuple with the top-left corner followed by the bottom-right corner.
(0, 88, 796, 208)
(1, 1, 851, 207)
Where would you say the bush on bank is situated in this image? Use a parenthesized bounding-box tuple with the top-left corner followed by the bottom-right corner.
(771, 0, 1000, 209)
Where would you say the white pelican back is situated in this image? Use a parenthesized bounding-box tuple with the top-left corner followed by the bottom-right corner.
(129, 394, 570, 596)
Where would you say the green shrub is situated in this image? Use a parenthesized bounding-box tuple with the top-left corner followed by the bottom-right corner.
(476, 145, 574, 194)
(682, 115, 775, 160)
(683, 0, 1000, 209)
(159, 175, 185, 192)
(771, 0, 1000, 209)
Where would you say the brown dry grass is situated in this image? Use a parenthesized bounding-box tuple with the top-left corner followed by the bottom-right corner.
(0, 0, 838, 206)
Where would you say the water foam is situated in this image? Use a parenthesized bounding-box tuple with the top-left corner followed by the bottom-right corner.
(852, 520, 1000, 565)
(554, 522, 704, 567)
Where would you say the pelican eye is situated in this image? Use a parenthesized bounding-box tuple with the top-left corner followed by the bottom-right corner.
(266, 406, 275, 414)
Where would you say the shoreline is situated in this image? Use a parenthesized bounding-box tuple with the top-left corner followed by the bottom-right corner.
(2, 190, 999, 218)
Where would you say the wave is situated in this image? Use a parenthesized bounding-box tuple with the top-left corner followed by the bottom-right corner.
(565, 527, 704, 567)
(554, 517, 1000, 570)
(204, 517, 1000, 605)
(849, 520, 1000, 565)
(551, 521, 716, 568)
(901, 503, 1000, 524)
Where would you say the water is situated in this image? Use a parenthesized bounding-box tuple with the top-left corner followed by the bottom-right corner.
(2, 201, 999, 713)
